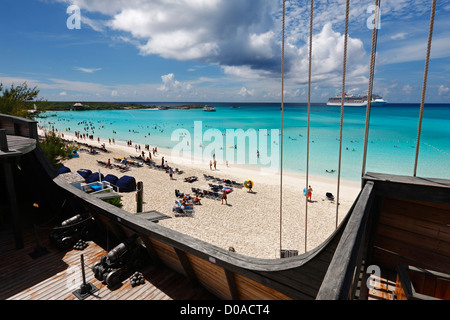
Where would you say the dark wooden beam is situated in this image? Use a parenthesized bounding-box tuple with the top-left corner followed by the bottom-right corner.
(224, 269, 240, 300)
(2, 158, 23, 249)
(174, 247, 198, 287)
(0, 129, 8, 152)
(139, 234, 162, 267)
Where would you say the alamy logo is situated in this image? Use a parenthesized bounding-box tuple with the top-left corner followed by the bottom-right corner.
(366, 265, 381, 290)
(367, 5, 381, 30)
(170, 121, 280, 175)
(67, 5, 81, 30)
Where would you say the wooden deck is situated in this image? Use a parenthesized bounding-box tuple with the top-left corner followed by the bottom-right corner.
(0, 227, 217, 300)
(0, 134, 36, 158)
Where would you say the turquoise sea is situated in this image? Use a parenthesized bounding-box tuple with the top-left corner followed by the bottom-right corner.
(37, 103, 450, 182)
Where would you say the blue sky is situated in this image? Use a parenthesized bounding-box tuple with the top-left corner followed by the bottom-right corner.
(1, 0, 450, 103)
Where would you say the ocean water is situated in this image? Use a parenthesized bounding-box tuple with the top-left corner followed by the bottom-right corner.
(37, 103, 450, 182)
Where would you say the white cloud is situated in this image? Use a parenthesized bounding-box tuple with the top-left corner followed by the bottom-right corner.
(439, 85, 450, 96)
(59, 91, 67, 96)
(74, 67, 102, 73)
(288, 23, 367, 87)
(81, 16, 106, 32)
(238, 86, 254, 97)
(391, 33, 408, 40)
(402, 84, 413, 94)
(378, 34, 450, 65)
(158, 73, 192, 92)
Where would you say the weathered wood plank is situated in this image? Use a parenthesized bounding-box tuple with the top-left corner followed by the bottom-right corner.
(234, 273, 294, 300)
(373, 235, 450, 273)
(316, 181, 375, 300)
(375, 222, 450, 257)
(186, 252, 232, 300)
(174, 247, 198, 287)
(0, 228, 216, 300)
(364, 172, 450, 205)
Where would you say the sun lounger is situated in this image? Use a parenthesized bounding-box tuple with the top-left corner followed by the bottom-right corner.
(172, 205, 193, 217)
(184, 176, 198, 183)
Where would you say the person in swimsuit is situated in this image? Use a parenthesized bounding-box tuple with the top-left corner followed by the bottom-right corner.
(307, 185, 312, 201)
(221, 189, 228, 205)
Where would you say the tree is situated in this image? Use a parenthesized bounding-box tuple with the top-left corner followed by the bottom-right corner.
(0, 82, 40, 117)
(39, 130, 77, 170)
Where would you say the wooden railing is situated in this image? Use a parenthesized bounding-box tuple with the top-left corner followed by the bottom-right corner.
(0, 114, 38, 139)
(316, 181, 375, 300)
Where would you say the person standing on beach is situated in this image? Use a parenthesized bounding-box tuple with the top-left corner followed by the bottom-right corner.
(168, 167, 173, 180)
(210, 160, 212, 170)
(221, 189, 228, 205)
(213, 160, 217, 170)
(307, 185, 313, 201)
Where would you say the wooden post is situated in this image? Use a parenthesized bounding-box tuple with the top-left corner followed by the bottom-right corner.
(0, 129, 8, 152)
(136, 181, 143, 213)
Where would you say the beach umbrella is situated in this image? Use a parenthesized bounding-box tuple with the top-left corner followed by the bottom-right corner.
(77, 169, 92, 181)
(86, 172, 104, 184)
(116, 175, 136, 193)
(103, 174, 118, 185)
(243, 180, 253, 189)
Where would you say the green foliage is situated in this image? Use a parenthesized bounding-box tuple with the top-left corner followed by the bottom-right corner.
(39, 131, 76, 170)
(104, 197, 123, 208)
(0, 82, 42, 117)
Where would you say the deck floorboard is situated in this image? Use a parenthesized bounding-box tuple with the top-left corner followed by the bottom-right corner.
(0, 227, 217, 300)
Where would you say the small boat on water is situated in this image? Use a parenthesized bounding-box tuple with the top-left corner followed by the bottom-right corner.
(203, 105, 216, 112)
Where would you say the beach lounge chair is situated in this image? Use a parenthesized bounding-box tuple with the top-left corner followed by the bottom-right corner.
(173, 200, 194, 217)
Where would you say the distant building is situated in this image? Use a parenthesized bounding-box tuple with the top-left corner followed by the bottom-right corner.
(71, 103, 85, 111)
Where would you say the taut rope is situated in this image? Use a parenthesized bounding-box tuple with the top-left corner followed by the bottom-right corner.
(414, 0, 437, 177)
(336, 0, 350, 228)
(361, 0, 381, 178)
(305, 0, 314, 253)
(279, 0, 286, 258)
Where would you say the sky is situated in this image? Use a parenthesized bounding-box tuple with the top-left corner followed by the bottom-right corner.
(1, 0, 450, 103)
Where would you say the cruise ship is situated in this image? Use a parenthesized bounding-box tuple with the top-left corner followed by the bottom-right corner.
(327, 94, 387, 107)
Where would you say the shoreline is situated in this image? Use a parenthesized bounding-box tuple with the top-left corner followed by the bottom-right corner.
(41, 128, 361, 259)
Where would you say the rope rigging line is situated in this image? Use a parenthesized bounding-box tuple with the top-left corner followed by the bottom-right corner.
(336, 0, 350, 229)
(279, 0, 286, 258)
(305, 0, 314, 253)
(361, 0, 381, 179)
(414, 0, 437, 177)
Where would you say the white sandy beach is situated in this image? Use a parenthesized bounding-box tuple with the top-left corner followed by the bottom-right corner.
(44, 129, 361, 259)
